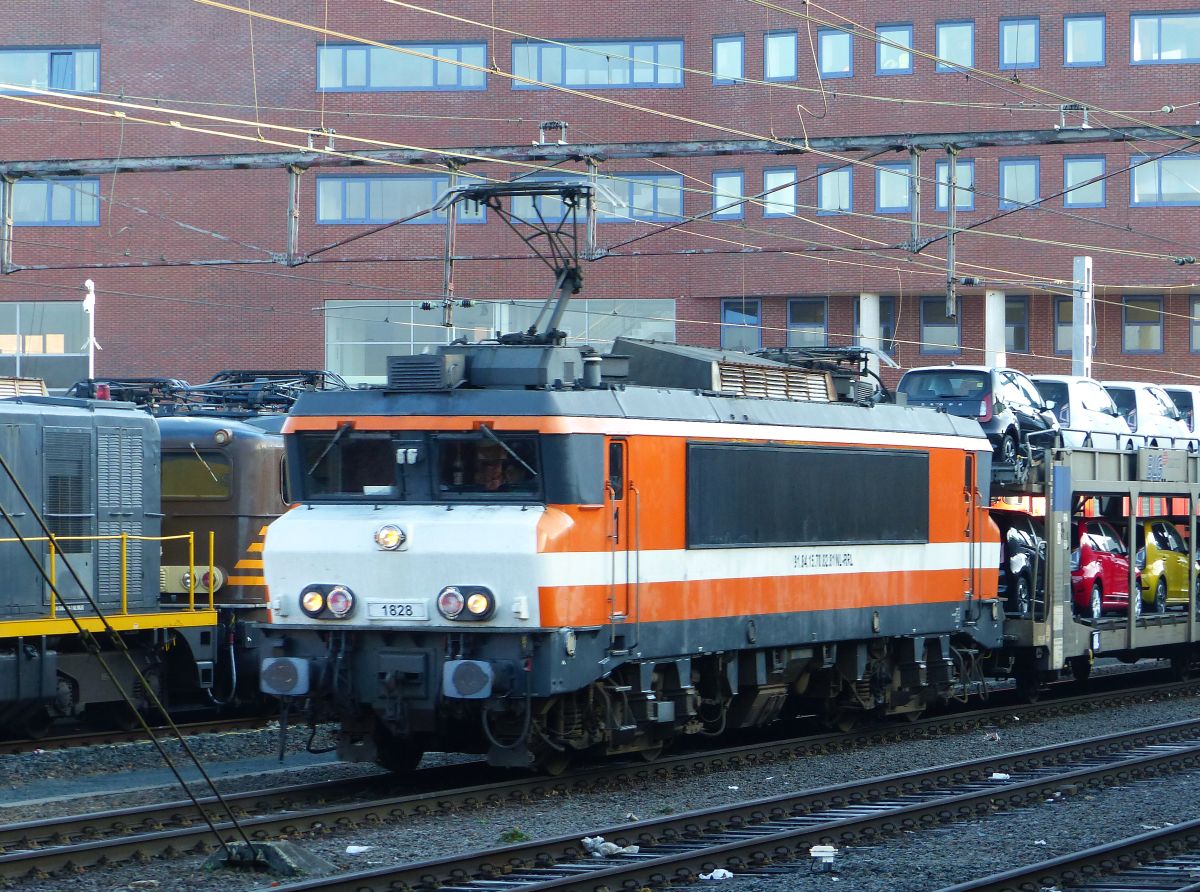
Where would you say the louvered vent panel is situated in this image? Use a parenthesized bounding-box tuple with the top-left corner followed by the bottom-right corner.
(387, 354, 464, 391)
(0, 377, 47, 396)
(98, 428, 144, 510)
(44, 428, 93, 553)
(717, 363, 834, 402)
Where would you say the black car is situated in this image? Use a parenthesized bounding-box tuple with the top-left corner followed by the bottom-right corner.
(897, 365, 1060, 463)
(993, 510, 1045, 619)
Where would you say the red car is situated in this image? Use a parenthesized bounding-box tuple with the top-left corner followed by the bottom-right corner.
(1071, 519, 1141, 620)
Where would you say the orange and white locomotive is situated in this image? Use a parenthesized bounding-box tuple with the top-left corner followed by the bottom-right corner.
(259, 338, 1002, 771)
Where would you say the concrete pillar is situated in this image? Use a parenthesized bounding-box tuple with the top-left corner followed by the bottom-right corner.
(984, 288, 1007, 368)
(858, 293, 881, 377)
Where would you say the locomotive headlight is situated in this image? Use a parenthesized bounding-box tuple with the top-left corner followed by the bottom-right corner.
(374, 524, 406, 551)
(300, 589, 326, 617)
(437, 586, 465, 618)
(326, 585, 355, 618)
(466, 592, 492, 617)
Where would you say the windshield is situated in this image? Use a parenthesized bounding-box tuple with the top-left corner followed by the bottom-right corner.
(162, 451, 232, 499)
(1033, 380, 1067, 411)
(1107, 387, 1135, 419)
(899, 370, 988, 401)
(297, 429, 542, 501)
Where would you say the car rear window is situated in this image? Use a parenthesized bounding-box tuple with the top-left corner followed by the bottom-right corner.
(899, 370, 988, 400)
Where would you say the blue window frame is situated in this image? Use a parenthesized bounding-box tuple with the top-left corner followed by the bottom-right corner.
(512, 39, 683, 88)
(853, 296, 897, 355)
(787, 298, 827, 347)
(1191, 297, 1200, 353)
(510, 172, 684, 222)
(1132, 13, 1200, 64)
(999, 18, 1040, 70)
(0, 47, 99, 93)
(317, 42, 486, 91)
(712, 35, 744, 83)
(721, 298, 761, 351)
(876, 24, 913, 74)
(1055, 298, 1074, 354)
(817, 165, 852, 215)
(1064, 15, 1105, 67)
(762, 167, 797, 217)
(712, 170, 744, 219)
(1064, 156, 1106, 208)
(999, 158, 1040, 209)
(11, 178, 99, 226)
(1006, 296, 1029, 353)
(875, 163, 910, 213)
(316, 175, 486, 225)
(817, 29, 852, 79)
(1122, 297, 1163, 354)
(764, 30, 797, 81)
(934, 159, 975, 211)
(1131, 155, 1200, 206)
(920, 297, 960, 355)
(936, 20, 974, 72)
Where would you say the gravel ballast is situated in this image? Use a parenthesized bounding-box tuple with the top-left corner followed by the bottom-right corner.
(2, 680, 1200, 891)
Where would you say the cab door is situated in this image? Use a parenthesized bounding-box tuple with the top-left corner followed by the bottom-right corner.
(606, 439, 631, 620)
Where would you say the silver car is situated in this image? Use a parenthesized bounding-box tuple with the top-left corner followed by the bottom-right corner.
(1031, 375, 1134, 450)
(1102, 381, 1197, 450)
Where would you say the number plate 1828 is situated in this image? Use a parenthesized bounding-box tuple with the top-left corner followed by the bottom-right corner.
(367, 600, 429, 620)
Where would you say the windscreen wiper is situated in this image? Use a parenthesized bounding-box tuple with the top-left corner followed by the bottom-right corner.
(307, 422, 351, 476)
(478, 424, 538, 478)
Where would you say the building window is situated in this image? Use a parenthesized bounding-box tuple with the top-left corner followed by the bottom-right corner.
(875, 163, 910, 213)
(762, 167, 797, 217)
(326, 299, 676, 384)
(1065, 15, 1105, 67)
(764, 31, 797, 80)
(0, 47, 98, 93)
(817, 166, 852, 215)
(936, 21, 974, 72)
(1132, 13, 1200, 64)
(712, 170, 744, 219)
(920, 297, 959, 354)
(999, 158, 1040, 208)
(11, 178, 100, 226)
(0, 301, 88, 389)
(1006, 296, 1029, 353)
(876, 24, 913, 74)
(1192, 297, 1200, 352)
(1123, 297, 1163, 353)
(787, 298, 827, 347)
(600, 173, 684, 221)
(935, 159, 975, 211)
(1055, 298, 1073, 354)
(817, 29, 852, 78)
(1000, 18, 1040, 70)
(854, 296, 897, 355)
(712, 35, 743, 83)
(721, 299, 761, 351)
(1064, 156, 1106, 208)
(317, 42, 486, 91)
(317, 175, 485, 224)
(513, 39, 683, 88)
(1131, 156, 1200, 206)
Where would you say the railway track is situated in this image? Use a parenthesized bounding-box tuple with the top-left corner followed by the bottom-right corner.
(1, 678, 1198, 883)
(0, 715, 268, 756)
(257, 717, 1200, 892)
(939, 817, 1200, 891)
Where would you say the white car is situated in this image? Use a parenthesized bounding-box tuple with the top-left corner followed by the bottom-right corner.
(1031, 375, 1134, 450)
(1163, 384, 1200, 434)
(1102, 381, 1197, 450)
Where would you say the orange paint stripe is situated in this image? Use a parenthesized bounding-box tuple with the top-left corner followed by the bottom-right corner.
(538, 568, 996, 627)
(248, 542, 263, 553)
(227, 576, 266, 586)
(235, 558, 264, 570)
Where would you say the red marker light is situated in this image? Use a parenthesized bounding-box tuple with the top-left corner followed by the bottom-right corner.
(95, 383, 111, 400)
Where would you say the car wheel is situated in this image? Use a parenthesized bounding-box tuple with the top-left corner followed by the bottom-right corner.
(997, 432, 1019, 465)
(1011, 575, 1032, 619)
(1155, 578, 1168, 614)
(1090, 583, 1103, 620)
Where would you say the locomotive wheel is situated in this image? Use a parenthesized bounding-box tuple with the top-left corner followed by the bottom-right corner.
(373, 724, 424, 773)
(1069, 655, 1091, 683)
(21, 708, 52, 740)
(638, 743, 665, 762)
(1014, 671, 1041, 702)
(537, 750, 572, 776)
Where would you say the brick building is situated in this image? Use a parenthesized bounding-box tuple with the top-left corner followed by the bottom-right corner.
(0, 2, 1198, 388)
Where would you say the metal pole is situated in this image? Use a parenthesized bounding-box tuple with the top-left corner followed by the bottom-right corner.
(1072, 256, 1094, 377)
(0, 177, 13, 274)
(908, 147, 922, 251)
(285, 165, 302, 265)
(442, 164, 459, 332)
(82, 278, 97, 379)
(945, 148, 959, 318)
(586, 158, 598, 260)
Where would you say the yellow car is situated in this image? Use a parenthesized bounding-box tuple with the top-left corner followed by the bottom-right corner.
(1135, 518, 1195, 612)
